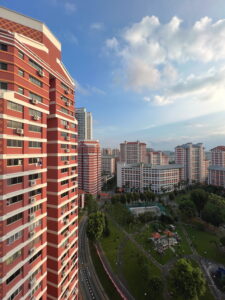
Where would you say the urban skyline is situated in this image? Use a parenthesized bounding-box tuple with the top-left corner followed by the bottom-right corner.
(1, 0, 225, 149)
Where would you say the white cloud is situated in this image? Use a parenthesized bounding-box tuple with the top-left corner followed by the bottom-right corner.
(105, 15, 225, 108)
(75, 80, 106, 96)
(90, 22, 104, 31)
(64, 2, 76, 14)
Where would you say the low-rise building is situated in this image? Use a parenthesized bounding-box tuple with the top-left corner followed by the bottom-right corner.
(117, 162, 183, 194)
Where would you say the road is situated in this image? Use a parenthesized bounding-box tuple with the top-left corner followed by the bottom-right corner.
(79, 216, 108, 300)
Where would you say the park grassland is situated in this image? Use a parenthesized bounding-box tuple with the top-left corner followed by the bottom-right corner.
(184, 224, 225, 265)
(101, 219, 163, 300)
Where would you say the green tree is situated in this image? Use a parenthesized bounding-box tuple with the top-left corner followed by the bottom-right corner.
(86, 194, 98, 215)
(220, 236, 225, 246)
(190, 189, 208, 216)
(179, 200, 196, 218)
(169, 259, 206, 300)
(86, 211, 105, 241)
(202, 201, 225, 226)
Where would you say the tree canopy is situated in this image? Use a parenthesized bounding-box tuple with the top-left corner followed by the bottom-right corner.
(169, 258, 206, 300)
(190, 189, 208, 216)
(86, 211, 105, 241)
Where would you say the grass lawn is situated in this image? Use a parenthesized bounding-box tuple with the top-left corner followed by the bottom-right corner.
(89, 241, 123, 300)
(101, 219, 124, 273)
(184, 224, 225, 265)
(121, 239, 163, 300)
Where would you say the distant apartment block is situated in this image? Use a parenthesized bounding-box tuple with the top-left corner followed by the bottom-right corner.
(175, 143, 206, 184)
(208, 146, 225, 188)
(78, 140, 101, 195)
(120, 141, 146, 164)
(75, 107, 92, 141)
(117, 162, 182, 194)
(102, 155, 115, 175)
(146, 150, 169, 165)
(0, 6, 78, 300)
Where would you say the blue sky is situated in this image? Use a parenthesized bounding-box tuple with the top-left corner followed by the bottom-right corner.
(3, 0, 225, 150)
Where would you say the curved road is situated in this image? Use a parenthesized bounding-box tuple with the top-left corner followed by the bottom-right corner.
(79, 216, 108, 300)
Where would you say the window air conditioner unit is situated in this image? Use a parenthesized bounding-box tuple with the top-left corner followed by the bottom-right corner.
(65, 243, 70, 248)
(65, 101, 70, 106)
(65, 149, 70, 153)
(64, 90, 69, 94)
(29, 180, 36, 186)
(16, 128, 24, 135)
(29, 247, 35, 254)
(18, 159, 23, 165)
(65, 125, 69, 130)
(65, 136, 70, 141)
(65, 161, 69, 165)
(31, 98, 38, 105)
(29, 213, 35, 221)
(29, 231, 35, 238)
(33, 115, 40, 121)
(30, 197, 35, 204)
(37, 70, 44, 77)
(62, 259, 66, 266)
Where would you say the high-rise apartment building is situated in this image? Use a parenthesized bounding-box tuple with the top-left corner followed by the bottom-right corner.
(102, 155, 116, 175)
(120, 141, 146, 164)
(78, 140, 101, 195)
(208, 146, 225, 188)
(75, 107, 92, 141)
(146, 150, 169, 165)
(175, 143, 206, 184)
(0, 7, 78, 300)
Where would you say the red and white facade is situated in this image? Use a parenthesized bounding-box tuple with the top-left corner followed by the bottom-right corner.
(78, 140, 101, 196)
(117, 162, 183, 193)
(0, 7, 78, 300)
(208, 146, 225, 188)
(120, 141, 146, 164)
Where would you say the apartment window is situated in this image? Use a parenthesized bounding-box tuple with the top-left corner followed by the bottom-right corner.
(6, 194, 23, 206)
(6, 250, 22, 265)
(72, 166, 76, 171)
(61, 132, 67, 137)
(0, 82, 7, 90)
(61, 191, 69, 198)
(61, 168, 68, 173)
(7, 120, 23, 129)
(61, 95, 68, 102)
(7, 231, 23, 245)
(7, 101, 23, 112)
(0, 43, 7, 51)
(29, 173, 41, 180)
(29, 219, 42, 231)
(29, 75, 42, 87)
(29, 204, 42, 214)
(29, 250, 42, 264)
(29, 59, 42, 72)
(29, 108, 42, 118)
(29, 188, 42, 197)
(0, 62, 7, 70)
(29, 91, 43, 103)
(61, 180, 69, 185)
(7, 176, 23, 185)
(7, 139, 23, 148)
(18, 69, 24, 77)
(71, 156, 76, 160)
(71, 145, 76, 149)
(29, 124, 42, 133)
(29, 157, 42, 164)
(7, 212, 23, 225)
(7, 159, 23, 166)
(61, 156, 69, 161)
(18, 86, 24, 95)
(61, 107, 69, 115)
(18, 50, 24, 59)
(61, 82, 69, 91)
(6, 267, 23, 285)
(71, 134, 76, 139)
(7, 285, 22, 300)
(71, 123, 76, 128)
(61, 144, 67, 149)
(29, 141, 42, 148)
